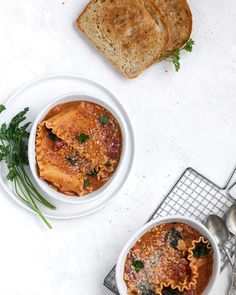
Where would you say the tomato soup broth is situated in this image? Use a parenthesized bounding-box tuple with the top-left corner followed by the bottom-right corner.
(124, 222, 213, 295)
(35, 101, 122, 196)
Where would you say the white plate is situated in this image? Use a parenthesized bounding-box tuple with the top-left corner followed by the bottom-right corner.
(0, 74, 134, 219)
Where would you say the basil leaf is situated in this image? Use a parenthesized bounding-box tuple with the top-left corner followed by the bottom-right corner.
(193, 242, 210, 258)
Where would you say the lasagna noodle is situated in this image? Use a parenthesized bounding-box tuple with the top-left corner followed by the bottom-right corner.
(44, 102, 109, 165)
(188, 237, 213, 295)
(188, 236, 213, 269)
(40, 164, 84, 196)
(152, 250, 198, 294)
(36, 122, 87, 195)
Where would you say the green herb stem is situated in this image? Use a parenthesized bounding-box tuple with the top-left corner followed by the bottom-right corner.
(164, 38, 195, 71)
(0, 105, 55, 228)
(19, 163, 55, 209)
(15, 167, 52, 228)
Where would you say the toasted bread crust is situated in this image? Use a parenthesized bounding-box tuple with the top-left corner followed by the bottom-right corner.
(77, 0, 169, 78)
(151, 0, 192, 51)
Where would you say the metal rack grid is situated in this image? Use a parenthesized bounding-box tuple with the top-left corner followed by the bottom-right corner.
(104, 167, 235, 294)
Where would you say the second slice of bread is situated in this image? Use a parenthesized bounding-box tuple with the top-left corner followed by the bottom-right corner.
(151, 0, 192, 52)
(77, 0, 169, 78)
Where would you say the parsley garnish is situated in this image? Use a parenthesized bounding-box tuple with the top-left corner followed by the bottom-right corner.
(76, 133, 89, 143)
(171, 49, 181, 72)
(193, 242, 210, 258)
(65, 156, 77, 166)
(99, 115, 109, 125)
(50, 133, 58, 142)
(84, 180, 90, 187)
(168, 38, 195, 71)
(86, 167, 100, 177)
(132, 260, 144, 273)
(0, 104, 6, 114)
(105, 161, 112, 167)
(183, 38, 195, 52)
(164, 227, 182, 250)
(47, 129, 58, 142)
(0, 106, 55, 228)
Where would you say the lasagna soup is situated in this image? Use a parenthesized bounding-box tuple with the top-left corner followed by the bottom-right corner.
(124, 222, 213, 295)
(35, 101, 122, 196)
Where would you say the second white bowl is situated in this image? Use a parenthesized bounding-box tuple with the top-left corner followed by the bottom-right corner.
(116, 216, 220, 295)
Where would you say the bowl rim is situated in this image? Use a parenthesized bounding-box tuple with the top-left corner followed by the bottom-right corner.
(116, 215, 221, 295)
(28, 91, 134, 204)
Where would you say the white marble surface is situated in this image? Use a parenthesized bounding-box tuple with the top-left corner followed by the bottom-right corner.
(0, 0, 236, 294)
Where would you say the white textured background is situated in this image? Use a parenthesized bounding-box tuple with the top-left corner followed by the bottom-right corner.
(0, 0, 236, 294)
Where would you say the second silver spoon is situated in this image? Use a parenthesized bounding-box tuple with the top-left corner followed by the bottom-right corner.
(226, 204, 236, 295)
(206, 214, 233, 265)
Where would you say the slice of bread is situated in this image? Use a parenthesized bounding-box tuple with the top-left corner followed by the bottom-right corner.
(151, 0, 192, 52)
(77, 0, 169, 78)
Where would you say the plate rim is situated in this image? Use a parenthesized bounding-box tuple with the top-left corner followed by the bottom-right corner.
(0, 74, 135, 220)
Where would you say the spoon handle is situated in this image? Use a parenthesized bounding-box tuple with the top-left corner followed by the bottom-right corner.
(228, 236, 236, 295)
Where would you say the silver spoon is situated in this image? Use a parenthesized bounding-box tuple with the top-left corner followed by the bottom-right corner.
(226, 204, 236, 295)
(206, 214, 233, 265)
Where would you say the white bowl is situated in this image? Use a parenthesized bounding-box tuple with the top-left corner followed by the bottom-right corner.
(116, 216, 220, 295)
(28, 92, 134, 204)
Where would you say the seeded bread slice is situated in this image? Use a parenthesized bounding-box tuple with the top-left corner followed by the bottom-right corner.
(151, 0, 192, 52)
(77, 0, 169, 78)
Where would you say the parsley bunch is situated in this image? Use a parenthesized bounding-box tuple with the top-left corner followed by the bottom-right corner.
(0, 105, 55, 228)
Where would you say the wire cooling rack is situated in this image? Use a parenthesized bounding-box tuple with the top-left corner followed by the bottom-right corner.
(104, 167, 236, 294)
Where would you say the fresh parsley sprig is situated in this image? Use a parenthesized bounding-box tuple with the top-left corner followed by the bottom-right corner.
(183, 38, 195, 52)
(165, 38, 195, 72)
(0, 105, 56, 228)
(171, 49, 181, 72)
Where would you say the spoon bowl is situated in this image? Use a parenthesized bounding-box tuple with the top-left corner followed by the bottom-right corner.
(206, 214, 230, 246)
(226, 204, 236, 295)
(226, 204, 236, 236)
(206, 214, 233, 266)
